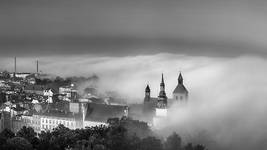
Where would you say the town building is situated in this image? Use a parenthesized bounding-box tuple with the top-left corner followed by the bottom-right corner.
(43, 88, 55, 103)
(24, 85, 46, 95)
(172, 72, 189, 105)
(59, 84, 78, 102)
(141, 72, 189, 128)
(83, 103, 128, 128)
(0, 112, 4, 132)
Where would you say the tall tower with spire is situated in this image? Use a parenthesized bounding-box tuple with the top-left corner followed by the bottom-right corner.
(144, 84, 151, 102)
(173, 72, 188, 103)
(154, 74, 168, 118)
(158, 74, 167, 107)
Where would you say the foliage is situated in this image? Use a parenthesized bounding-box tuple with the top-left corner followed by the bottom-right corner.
(17, 126, 36, 142)
(165, 132, 182, 150)
(0, 118, 207, 150)
(5, 137, 33, 150)
(0, 128, 15, 139)
(0, 70, 11, 79)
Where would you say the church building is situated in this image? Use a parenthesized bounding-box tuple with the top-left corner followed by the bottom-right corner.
(143, 72, 189, 127)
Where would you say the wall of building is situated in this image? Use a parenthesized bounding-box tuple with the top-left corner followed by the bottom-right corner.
(84, 121, 107, 128)
(40, 116, 76, 131)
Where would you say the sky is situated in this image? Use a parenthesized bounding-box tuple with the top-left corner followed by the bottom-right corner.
(1, 0, 267, 57)
(1, 1, 267, 149)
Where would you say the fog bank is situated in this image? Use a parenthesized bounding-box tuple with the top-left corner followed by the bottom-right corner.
(1, 53, 267, 149)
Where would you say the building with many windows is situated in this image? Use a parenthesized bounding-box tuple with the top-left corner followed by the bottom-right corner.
(83, 103, 128, 128)
(141, 72, 189, 128)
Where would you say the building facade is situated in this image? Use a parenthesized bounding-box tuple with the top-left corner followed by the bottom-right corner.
(143, 72, 189, 128)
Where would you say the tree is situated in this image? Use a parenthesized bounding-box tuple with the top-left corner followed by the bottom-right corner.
(17, 126, 36, 143)
(184, 143, 194, 150)
(165, 132, 182, 150)
(38, 131, 52, 150)
(140, 136, 163, 150)
(0, 128, 15, 139)
(194, 144, 207, 150)
(6, 137, 33, 150)
(1, 70, 10, 79)
(106, 125, 129, 150)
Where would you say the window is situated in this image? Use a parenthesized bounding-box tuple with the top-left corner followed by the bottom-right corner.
(46, 119, 48, 123)
(176, 96, 178, 100)
(180, 96, 183, 100)
(49, 120, 51, 124)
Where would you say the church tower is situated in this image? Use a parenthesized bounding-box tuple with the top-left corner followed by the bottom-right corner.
(155, 74, 168, 117)
(173, 72, 188, 103)
(144, 84, 151, 102)
(158, 74, 167, 107)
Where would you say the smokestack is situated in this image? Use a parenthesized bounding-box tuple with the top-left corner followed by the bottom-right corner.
(36, 60, 39, 74)
(14, 57, 16, 74)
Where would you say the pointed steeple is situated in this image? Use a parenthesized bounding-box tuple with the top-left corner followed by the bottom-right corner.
(158, 73, 167, 108)
(145, 84, 150, 93)
(178, 72, 183, 84)
(160, 73, 165, 86)
(144, 84, 151, 102)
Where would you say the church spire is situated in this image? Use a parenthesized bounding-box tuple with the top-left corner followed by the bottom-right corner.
(158, 74, 167, 98)
(160, 73, 165, 86)
(145, 84, 150, 93)
(160, 73, 165, 91)
(178, 72, 183, 84)
(158, 73, 167, 108)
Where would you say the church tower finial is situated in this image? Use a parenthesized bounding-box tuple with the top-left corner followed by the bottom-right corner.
(178, 72, 183, 84)
(158, 73, 167, 108)
(144, 84, 151, 102)
(160, 73, 165, 91)
(160, 73, 165, 87)
(145, 84, 150, 93)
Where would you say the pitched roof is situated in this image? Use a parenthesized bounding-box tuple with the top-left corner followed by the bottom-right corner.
(173, 84, 188, 94)
(37, 102, 82, 119)
(85, 103, 127, 122)
(24, 85, 46, 91)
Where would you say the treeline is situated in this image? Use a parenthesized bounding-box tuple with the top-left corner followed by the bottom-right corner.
(0, 118, 207, 150)
(36, 75, 99, 86)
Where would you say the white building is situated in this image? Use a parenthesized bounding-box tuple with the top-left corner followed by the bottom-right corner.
(142, 72, 189, 128)
(43, 88, 55, 103)
(83, 103, 128, 128)
(59, 84, 78, 101)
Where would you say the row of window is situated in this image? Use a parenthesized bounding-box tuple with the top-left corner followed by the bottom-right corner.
(41, 118, 75, 127)
(22, 119, 40, 125)
(42, 124, 56, 130)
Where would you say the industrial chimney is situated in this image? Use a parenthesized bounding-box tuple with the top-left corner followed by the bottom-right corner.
(36, 60, 39, 74)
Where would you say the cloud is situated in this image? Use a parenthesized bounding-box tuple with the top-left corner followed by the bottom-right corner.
(2, 0, 267, 57)
(156, 56, 267, 150)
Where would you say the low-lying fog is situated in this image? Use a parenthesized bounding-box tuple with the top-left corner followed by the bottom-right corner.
(1, 53, 267, 150)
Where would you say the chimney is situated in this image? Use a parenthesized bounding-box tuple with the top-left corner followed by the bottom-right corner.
(36, 60, 39, 74)
(14, 57, 16, 74)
